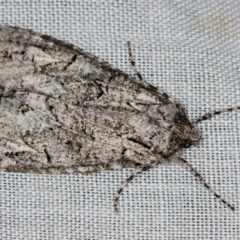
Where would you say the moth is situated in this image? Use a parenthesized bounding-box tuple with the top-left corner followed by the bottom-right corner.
(0, 25, 238, 213)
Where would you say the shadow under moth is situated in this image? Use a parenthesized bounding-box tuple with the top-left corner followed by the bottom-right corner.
(0, 25, 239, 213)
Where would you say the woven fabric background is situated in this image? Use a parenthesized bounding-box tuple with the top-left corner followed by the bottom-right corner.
(0, 1, 240, 239)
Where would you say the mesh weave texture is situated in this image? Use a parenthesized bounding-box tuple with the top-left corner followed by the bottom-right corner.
(0, 1, 240, 239)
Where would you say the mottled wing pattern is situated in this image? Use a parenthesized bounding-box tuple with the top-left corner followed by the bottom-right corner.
(0, 25, 172, 173)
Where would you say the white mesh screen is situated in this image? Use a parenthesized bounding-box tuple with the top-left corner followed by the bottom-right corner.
(1, 1, 240, 239)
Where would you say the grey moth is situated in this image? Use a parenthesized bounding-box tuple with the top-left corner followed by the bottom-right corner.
(0, 25, 238, 213)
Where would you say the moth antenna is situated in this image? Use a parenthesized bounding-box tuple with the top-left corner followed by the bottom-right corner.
(192, 106, 240, 124)
(177, 157, 235, 211)
(114, 164, 153, 214)
(126, 41, 143, 81)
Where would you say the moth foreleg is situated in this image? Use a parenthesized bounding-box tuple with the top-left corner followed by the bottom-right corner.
(192, 106, 240, 124)
(114, 164, 155, 214)
(126, 41, 143, 81)
(177, 157, 235, 211)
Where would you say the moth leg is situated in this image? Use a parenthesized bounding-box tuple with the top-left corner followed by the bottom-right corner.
(126, 41, 143, 81)
(192, 106, 240, 124)
(114, 164, 153, 214)
(177, 157, 235, 211)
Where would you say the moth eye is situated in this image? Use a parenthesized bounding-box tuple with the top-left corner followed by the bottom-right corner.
(180, 140, 192, 148)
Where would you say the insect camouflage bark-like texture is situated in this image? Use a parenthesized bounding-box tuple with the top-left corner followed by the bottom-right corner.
(0, 25, 239, 213)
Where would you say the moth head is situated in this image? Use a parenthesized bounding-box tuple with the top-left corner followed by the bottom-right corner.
(180, 125, 202, 148)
